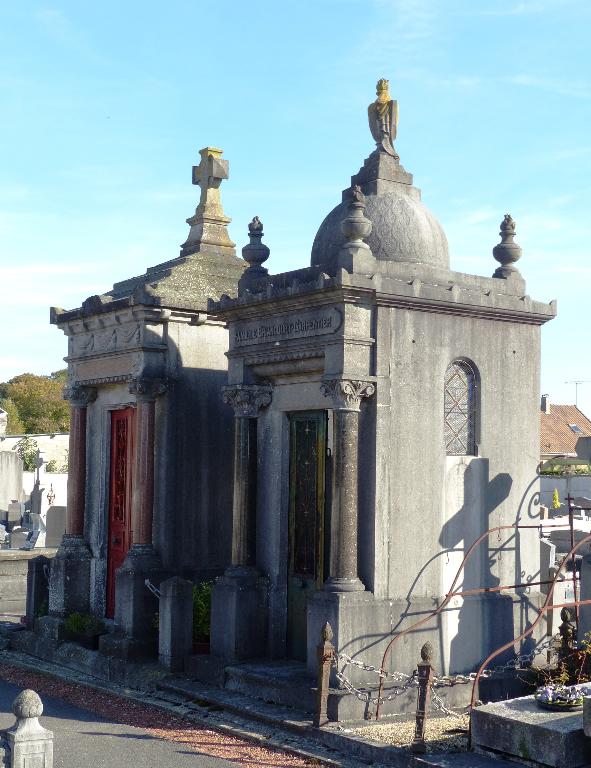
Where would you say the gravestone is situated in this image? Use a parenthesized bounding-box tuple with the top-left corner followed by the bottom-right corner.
(44, 506, 66, 548)
(472, 691, 591, 767)
(9, 528, 29, 550)
(26, 555, 52, 628)
(4, 502, 22, 531)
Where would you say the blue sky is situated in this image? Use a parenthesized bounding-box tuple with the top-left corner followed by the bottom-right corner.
(1, 0, 590, 416)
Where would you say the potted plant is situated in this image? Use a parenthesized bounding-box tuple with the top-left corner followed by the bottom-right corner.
(63, 612, 106, 650)
(192, 581, 213, 654)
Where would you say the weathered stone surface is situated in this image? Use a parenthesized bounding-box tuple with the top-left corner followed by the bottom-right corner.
(7, 689, 53, 768)
(471, 694, 591, 767)
(158, 576, 193, 672)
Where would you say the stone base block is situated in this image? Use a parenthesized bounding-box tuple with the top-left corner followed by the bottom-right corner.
(184, 654, 228, 687)
(35, 615, 66, 643)
(307, 590, 546, 685)
(210, 568, 268, 662)
(110, 545, 164, 658)
(471, 693, 591, 768)
(48, 536, 91, 617)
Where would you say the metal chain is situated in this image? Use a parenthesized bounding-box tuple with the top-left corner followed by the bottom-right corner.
(334, 634, 558, 698)
(333, 655, 418, 705)
(430, 687, 469, 720)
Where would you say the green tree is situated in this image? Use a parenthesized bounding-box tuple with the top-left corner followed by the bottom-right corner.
(0, 397, 24, 434)
(2, 370, 70, 434)
(14, 437, 39, 471)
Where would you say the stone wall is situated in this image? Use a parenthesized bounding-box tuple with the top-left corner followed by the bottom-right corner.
(0, 434, 69, 467)
(0, 451, 23, 513)
(540, 475, 591, 509)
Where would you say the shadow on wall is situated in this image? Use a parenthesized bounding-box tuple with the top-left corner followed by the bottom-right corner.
(440, 460, 514, 672)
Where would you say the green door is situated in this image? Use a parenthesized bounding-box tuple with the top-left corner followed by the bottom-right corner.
(287, 411, 327, 660)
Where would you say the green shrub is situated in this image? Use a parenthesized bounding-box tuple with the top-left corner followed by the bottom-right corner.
(64, 612, 105, 636)
(13, 437, 39, 472)
(192, 581, 213, 642)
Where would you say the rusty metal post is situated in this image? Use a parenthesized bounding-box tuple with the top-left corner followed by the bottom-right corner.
(567, 494, 580, 629)
(411, 642, 435, 754)
(314, 621, 334, 727)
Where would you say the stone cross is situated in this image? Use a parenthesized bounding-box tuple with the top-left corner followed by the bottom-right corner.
(180, 147, 235, 257)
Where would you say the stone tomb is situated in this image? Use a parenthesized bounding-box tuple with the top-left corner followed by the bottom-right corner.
(209, 80, 556, 696)
(43, 146, 246, 658)
(471, 692, 591, 767)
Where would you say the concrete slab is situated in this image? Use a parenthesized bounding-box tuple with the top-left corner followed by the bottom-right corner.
(471, 693, 591, 767)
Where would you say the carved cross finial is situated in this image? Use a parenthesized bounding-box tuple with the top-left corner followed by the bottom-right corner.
(180, 147, 235, 257)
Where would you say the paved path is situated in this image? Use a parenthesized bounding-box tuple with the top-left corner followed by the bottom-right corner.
(0, 679, 237, 768)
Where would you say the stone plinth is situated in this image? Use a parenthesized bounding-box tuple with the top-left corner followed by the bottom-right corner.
(6, 689, 53, 768)
(471, 693, 591, 768)
(48, 535, 91, 616)
(158, 575, 193, 672)
(210, 569, 268, 662)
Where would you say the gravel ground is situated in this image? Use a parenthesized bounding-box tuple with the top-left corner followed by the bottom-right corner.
(0, 662, 326, 767)
(351, 715, 469, 753)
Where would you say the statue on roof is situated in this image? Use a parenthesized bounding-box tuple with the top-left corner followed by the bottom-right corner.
(368, 78, 399, 159)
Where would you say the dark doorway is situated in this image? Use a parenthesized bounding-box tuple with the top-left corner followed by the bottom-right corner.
(287, 411, 327, 660)
(106, 407, 135, 618)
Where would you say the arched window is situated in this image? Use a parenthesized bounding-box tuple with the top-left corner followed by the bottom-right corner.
(444, 360, 478, 456)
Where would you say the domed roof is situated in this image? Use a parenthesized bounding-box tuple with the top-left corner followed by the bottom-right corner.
(311, 151, 449, 273)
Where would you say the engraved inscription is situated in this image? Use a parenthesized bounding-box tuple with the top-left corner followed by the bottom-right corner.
(234, 308, 341, 347)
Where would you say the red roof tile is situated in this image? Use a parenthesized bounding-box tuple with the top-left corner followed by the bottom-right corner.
(540, 404, 591, 456)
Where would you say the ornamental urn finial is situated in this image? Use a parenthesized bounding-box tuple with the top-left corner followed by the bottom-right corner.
(242, 216, 270, 274)
(341, 186, 372, 246)
(492, 213, 522, 279)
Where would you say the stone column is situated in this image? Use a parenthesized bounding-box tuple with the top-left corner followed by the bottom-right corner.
(210, 384, 272, 661)
(222, 385, 271, 571)
(320, 379, 375, 592)
(129, 378, 166, 550)
(65, 385, 95, 536)
(46, 384, 96, 621)
(102, 377, 167, 661)
(306, 378, 375, 679)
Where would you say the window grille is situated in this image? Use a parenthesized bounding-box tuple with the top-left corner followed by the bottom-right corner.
(444, 360, 477, 456)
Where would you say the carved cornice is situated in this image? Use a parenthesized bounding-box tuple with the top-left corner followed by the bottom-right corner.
(222, 384, 273, 418)
(320, 379, 375, 412)
(129, 377, 168, 401)
(63, 384, 97, 408)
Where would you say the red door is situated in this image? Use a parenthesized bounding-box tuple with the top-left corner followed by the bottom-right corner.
(106, 407, 135, 618)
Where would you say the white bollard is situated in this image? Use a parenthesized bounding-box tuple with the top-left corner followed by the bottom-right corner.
(5, 690, 53, 768)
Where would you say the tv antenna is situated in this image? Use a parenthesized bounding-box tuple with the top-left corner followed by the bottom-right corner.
(565, 380, 591, 407)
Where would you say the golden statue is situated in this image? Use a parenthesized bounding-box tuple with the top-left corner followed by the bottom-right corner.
(368, 78, 398, 159)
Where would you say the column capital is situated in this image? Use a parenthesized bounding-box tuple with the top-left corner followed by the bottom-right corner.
(129, 377, 167, 402)
(222, 384, 272, 418)
(320, 379, 375, 412)
(63, 384, 97, 408)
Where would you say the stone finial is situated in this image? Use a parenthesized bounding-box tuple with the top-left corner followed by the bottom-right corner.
(242, 216, 270, 274)
(180, 147, 236, 257)
(492, 213, 522, 279)
(7, 689, 53, 768)
(334, 186, 376, 276)
(12, 690, 43, 720)
(368, 78, 399, 159)
(420, 641, 433, 663)
(341, 186, 372, 245)
(321, 621, 334, 643)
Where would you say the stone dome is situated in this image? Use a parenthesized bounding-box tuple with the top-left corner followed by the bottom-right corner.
(311, 153, 449, 273)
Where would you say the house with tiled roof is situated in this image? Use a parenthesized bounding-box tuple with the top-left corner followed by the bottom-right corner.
(540, 395, 591, 459)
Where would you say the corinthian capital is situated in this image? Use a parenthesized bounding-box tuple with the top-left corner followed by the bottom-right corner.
(222, 384, 272, 417)
(129, 377, 167, 401)
(320, 379, 375, 412)
(63, 383, 97, 408)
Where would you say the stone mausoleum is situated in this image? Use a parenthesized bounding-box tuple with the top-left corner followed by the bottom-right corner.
(208, 79, 556, 685)
(44, 147, 245, 657)
(37, 80, 556, 699)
